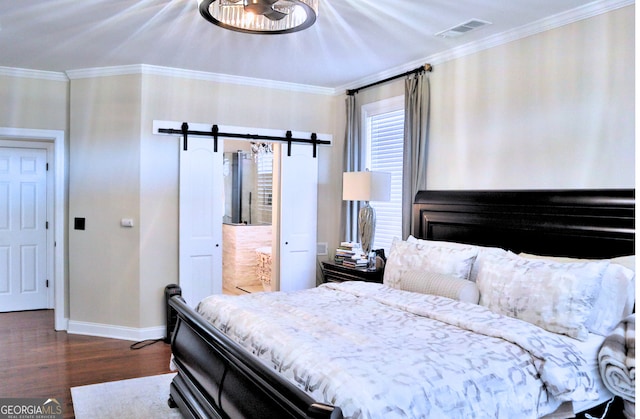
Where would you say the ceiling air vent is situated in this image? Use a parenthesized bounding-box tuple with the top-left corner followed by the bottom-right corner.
(435, 19, 492, 38)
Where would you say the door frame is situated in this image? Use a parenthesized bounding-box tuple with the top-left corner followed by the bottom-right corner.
(0, 128, 66, 330)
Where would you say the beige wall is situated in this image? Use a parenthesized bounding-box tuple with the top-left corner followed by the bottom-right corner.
(349, 6, 634, 192)
(427, 6, 634, 189)
(60, 71, 342, 331)
(65, 73, 340, 330)
(68, 75, 143, 327)
(0, 75, 68, 131)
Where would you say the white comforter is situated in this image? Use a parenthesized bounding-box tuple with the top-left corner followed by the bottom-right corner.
(197, 281, 598, 419)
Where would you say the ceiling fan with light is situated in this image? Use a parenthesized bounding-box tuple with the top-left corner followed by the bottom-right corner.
(198, 0, 318, 34)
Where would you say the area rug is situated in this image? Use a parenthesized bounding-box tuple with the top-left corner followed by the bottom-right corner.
(71, 373, 183, 418)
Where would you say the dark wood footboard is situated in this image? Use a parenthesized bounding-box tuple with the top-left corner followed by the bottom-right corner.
(168, 293, 343, 419)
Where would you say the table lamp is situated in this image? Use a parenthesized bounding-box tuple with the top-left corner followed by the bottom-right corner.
(342, 171, 391, 256)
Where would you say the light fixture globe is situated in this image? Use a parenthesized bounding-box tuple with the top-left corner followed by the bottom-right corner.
(198, 0, 318, 34)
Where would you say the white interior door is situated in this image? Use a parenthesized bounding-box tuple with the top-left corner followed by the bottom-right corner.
(0, 147, 49, 311)
(179, 136, 223, 307)
(278, 144, 318, 291)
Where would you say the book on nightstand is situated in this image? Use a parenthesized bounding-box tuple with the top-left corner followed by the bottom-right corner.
(334, 242, 367, 267)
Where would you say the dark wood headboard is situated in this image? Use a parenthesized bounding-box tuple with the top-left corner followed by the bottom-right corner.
(412, 189, 634, 259)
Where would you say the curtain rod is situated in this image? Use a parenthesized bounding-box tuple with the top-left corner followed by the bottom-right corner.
(346, 63, 432, 96)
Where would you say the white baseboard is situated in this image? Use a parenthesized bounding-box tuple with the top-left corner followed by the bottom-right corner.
(67, 320, 166, 342)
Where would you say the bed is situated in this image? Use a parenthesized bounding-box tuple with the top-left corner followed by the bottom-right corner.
(167, 189, 635, 419)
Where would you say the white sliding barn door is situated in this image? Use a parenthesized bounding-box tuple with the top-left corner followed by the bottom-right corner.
(278, 144, 318, 291)
(179, 137, 223, 307)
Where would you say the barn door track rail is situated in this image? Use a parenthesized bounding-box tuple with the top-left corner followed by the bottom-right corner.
(159, 123, 329, 157)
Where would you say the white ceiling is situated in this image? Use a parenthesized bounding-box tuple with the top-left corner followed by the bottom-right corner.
(0, 0, 629, 90)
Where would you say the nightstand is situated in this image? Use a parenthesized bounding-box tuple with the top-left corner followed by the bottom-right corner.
(321, 261, 384, 284)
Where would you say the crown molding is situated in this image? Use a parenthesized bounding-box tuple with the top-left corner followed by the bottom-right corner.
(338, 0, 634, 93)
(65, 64, 336, 95)
(65, 64, 144, 80)
(0, 66, 68, 82)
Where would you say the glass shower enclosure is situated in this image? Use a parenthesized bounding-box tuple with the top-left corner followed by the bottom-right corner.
(223, 150, 273, 225)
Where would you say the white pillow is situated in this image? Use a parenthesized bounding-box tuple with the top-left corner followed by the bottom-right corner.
(469, 247, 512, 283)
(383, 238, 478, 289)
(400, 269, 480, 303)
(477, 254, 609, 341)
(406, 236, 510, 282)
(611, 255, 636, 323)
(519, 253, 635, 336)
(406, 235, 473, 249)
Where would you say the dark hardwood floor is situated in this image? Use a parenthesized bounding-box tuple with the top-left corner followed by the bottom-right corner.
(0, 310, 173, 418)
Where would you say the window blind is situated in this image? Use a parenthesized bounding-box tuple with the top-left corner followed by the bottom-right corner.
(368, 108, 404, 254)
(255, 152, 273, 224)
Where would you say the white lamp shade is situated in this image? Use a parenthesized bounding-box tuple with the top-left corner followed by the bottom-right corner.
(342, 171, 391, 202)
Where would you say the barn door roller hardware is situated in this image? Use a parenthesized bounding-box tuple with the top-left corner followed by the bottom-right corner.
(159, 123, 329, 157)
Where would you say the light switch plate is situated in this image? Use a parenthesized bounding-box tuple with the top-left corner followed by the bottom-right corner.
(121, 218, 134, 227)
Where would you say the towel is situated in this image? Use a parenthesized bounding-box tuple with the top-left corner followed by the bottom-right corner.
(598, 313, 635, 418)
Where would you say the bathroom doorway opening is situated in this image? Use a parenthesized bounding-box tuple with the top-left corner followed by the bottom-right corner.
(222, 140, 274, 295)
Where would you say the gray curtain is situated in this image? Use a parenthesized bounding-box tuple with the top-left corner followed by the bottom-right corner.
(341, 94, 364, 242)
(402, 71, 430, 239)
